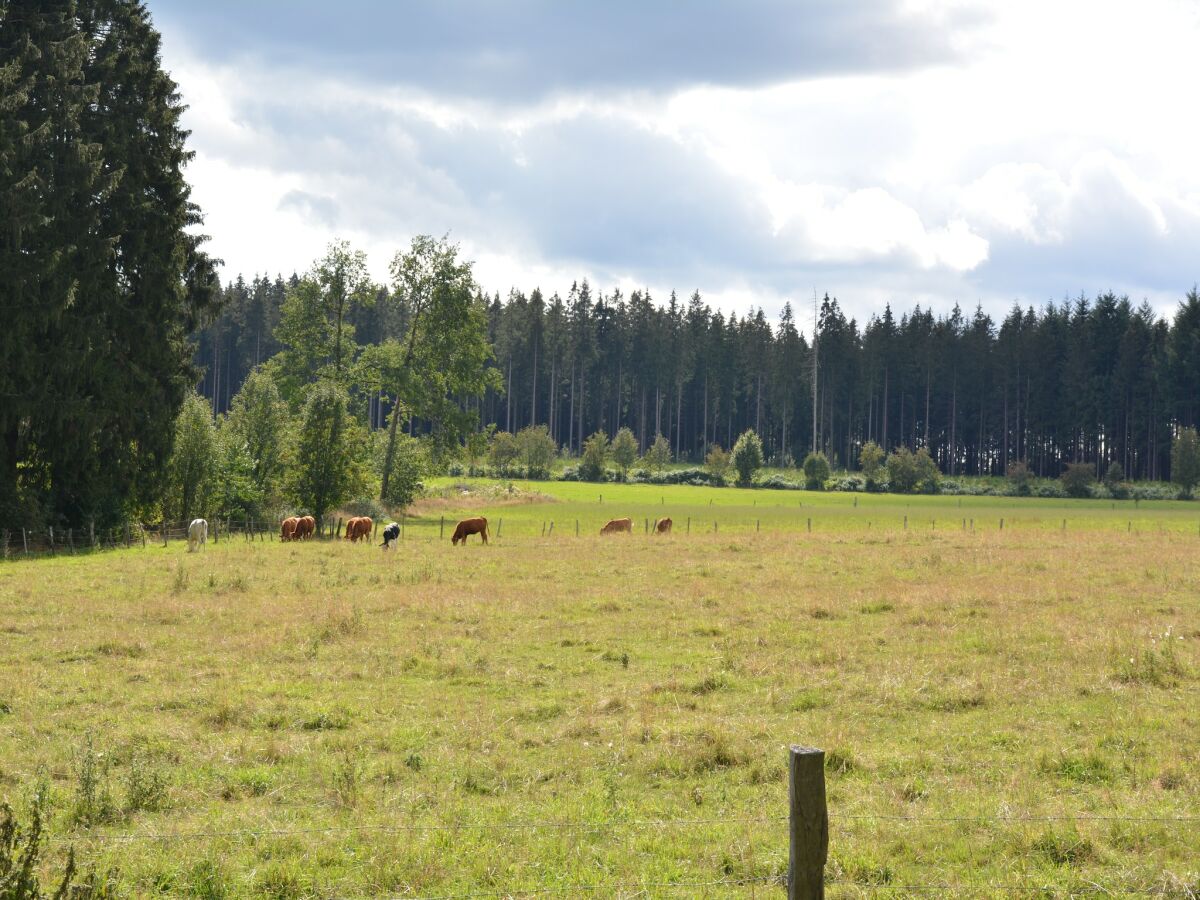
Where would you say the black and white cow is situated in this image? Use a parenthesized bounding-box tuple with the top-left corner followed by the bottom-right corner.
(380, 522, 400, 549)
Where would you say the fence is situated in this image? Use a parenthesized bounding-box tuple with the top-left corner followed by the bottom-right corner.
(4, 509, 1199, 561)
(38, 744, 1200, 898)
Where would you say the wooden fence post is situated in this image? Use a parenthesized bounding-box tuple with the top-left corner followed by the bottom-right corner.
(89, 519, 96, 549)
(497, 518, 502, 538)
(576, 519, 579, 536)
(756, 519, 760, 532)
(903, 515, 907, 530)
(807, 518, 811, 533)
(686, 517, 690, 534)
(67, 528, 75, 554)
(541, 521, 546, 537)
(440, 516, 445, 540)
(49, 526, 55, 556)
(548, 521, 554, 536)
(714, 520, 718, 534)
(788, 745, 828, 900)
(23, 528, 29, 555)
(1000, 518, 1004, 531)
(2, 530, 8, 560)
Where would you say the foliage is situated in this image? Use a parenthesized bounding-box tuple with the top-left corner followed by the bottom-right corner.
(759, 474, 803, 490)
(611, 428, 638, 480)
(579, 431, 610, 482)
(704, 445, 730, 484)
(887, 447, 941, 494)
(287, 382, 367, 524)
(643, 433, 672, 475)
(376, 235, 500, 500)
(801, 451, 831, 490)
(0, 1, 220, 530)
(488, 431, 520, 477)
(1006, 461, 1033, 496)
(378, 433, 429, 510)
(464, 427, 493, 477)
(1060, 462, 1097, 498)
(516, 425, 557, 479)
(730, 430, 764, 487)
(163, 394, 219, 523)
(627, 467, 724, 486)
(858, 441, 885, 486)
(1171, 427, 1200, 498)
(1, 785, 83, 899)
(223, 368, 291, 510)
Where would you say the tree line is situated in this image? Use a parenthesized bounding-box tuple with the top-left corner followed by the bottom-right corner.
(199, 275, 1200, 483)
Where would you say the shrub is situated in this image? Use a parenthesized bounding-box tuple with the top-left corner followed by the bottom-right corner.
(887, 446, 940, 494)
(378, 433, 428, 509)
(704, 445, 730, 483)
(579, 431, 610, 481)
(488, 431, 519, 477)
(516, 425, 557, 479)
(611, 427, 638, 480)
(731, 430, 764, 487)
(1060, 462, 1096, 498)
(830, 474, 866, 492)
(760, 474, 802, 490)
(801, 451, 831, 490)
(643, 433, 672, 474)
(1006, 461, 1033, 496)
(1171, 427, 1200, 498)
(859, 440, 885, 487)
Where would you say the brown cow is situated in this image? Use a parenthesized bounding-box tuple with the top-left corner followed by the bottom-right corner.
(654, 517, 673, 534)
(600, 517, 633, 535)
(451, 517, 489, 545)
(281, 516, 299, 541)
(296, 515, 316, 539)
(344, 516, 373, 542)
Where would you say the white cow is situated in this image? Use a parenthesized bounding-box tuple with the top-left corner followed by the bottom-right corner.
(187, 518, 208, 552)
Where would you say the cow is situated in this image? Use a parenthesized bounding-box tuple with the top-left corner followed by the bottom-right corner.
(345, 516, 373, 542)
(654, 517, 673, 535)
(187, 518, 208, 552)
(451, 517, 489, 545)
(281, 516, 299, 541)
(296, 515, 316, 540)
(380, 522, 400, 549)
(600, 517, 633, 535)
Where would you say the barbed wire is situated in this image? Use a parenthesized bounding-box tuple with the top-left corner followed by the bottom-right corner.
(398, 875, 784, 899)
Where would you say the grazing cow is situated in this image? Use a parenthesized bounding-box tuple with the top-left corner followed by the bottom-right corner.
(345, 516, 373, 542)
(451, 517, 489, 545)
(187, 518, 208, 552)
(655, 517, 673, 535)
(296, 515, 316, 540)
(380, 522, 400, 549)
(281, 516, 299, 541)
(600, 517, 633, 535)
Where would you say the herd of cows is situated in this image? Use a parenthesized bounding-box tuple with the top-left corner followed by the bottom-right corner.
(182, 513, 673, 553)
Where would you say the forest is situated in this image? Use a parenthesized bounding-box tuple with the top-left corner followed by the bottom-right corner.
(197, 276, 1200, 482)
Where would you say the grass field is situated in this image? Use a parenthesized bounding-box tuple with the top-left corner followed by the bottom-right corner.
(1, 482, 1198, 897)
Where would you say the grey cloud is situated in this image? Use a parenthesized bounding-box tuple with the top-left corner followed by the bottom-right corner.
(278, 189, 339, 226)
(153, 0, 988, 102)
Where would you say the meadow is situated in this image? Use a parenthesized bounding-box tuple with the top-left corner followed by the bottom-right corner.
(1, 481, 1198, 898)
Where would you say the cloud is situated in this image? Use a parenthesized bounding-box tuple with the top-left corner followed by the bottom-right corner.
(151, 0, 989, 103)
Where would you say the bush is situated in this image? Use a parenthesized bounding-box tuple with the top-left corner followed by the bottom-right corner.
(488, 431, 519, 477)
(1171, 427, 1200, 498)
(1006, 461, 1033, 496)
(643, 433, 672, 474)
(628, 467, 725, 487)
(516, 425, 557, 479)
(830, 474, 866, 492)
(379, 433, 429, 510)
(886, 446, 940, 494)
(704, 445, 730, 484)
(1060, 462, 1096, 498)
(859, 441, 885, 487)
(801, 451, 831, 490)
(760, 474, 802, 490)
(731, 430, 764, 487)
(579, 431, 610, 482)
(611, 427, 638, 480)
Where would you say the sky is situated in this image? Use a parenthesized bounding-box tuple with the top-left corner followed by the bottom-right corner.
(151, 0, 1200, 326)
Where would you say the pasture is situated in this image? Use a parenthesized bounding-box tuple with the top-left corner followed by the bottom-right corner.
(1, 483, 1198, 898)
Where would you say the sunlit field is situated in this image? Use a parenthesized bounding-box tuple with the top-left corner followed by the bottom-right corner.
(1, 482, 1198, 897)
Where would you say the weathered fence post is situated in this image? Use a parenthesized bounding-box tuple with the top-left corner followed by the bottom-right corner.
(576, 519, 580, 536)
(67, 528, 75, 554)
(497, 518, 502, 538)
(714, 520, 718, 534)
(853, 496, 857, 508)
(644, 518, 649, 534)
(89, 519, 96, 549)
(2, 530, 8, 560)
(548, 521, 554, 536)
(1000, 518, 1004, 531)
(49, 526, 55, 556)
(541, 521, 546, 537)
(686, 517, 690, 534)
(807, 518, 811, 533)
(788, 745, 828, 900)
(756, 519, 760, 532)
(336, 517, 343, 538)
(903, 515, 907, 530)
(23, 528, 29, 555)
(440, 516, 445, 540)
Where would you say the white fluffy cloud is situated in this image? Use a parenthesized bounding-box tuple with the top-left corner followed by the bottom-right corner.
(157, 0, 1200, 323)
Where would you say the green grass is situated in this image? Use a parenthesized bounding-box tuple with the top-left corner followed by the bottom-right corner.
(1, 481, 1198, 897)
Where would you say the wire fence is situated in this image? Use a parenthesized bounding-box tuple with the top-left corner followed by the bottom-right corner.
(40, 803, 1200, 896)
